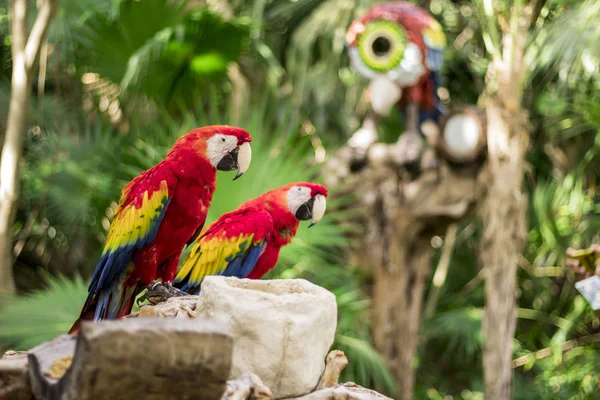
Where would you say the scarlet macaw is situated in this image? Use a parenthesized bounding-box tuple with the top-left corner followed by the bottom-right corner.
(69, 125, 252, 333)
(173, 182, 328, 294)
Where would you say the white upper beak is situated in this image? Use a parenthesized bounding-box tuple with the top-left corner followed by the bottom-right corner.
(309, 195, 327, 227)
(234, 142, 252, 180)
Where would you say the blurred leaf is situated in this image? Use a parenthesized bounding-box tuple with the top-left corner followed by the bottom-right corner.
(0, 273, 88, 350)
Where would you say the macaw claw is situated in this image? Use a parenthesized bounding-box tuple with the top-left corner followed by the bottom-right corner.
(137, 281, 187, 306)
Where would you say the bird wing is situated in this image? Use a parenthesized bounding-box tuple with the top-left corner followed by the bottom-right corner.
(422, 18, 446, 71)
(88, 167, 175, 295)
(174, 207, 273, 294)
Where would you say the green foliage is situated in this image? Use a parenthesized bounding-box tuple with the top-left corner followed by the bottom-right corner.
(534, 0, 600, 87)
(75, 0, 250, 109)
(529, 170, 600, 268)
(0, 273, 88, 350)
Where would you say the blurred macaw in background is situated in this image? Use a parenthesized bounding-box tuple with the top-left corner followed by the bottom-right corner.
(173, 182, 328, 295)
(69, 126, 252, 333)
(345, 1, 446, 167)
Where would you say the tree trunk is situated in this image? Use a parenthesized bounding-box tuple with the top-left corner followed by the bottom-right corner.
(479, 6, 531, 398)
(371, 224, 430, 400)
(324, 145, 482, 399)
(480, 98, 528, 400)
(0, 0, 58, 298)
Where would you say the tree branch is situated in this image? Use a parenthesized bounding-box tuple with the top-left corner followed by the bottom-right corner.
(24, 0, 58, 72)
(512, 333, 600, 368)
(9, 0, 28, 55)
(423, 224, 458, 319)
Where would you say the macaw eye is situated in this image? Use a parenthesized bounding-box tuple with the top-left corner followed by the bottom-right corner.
(358, 20, 407, 72)
(221, 137, 226, 143)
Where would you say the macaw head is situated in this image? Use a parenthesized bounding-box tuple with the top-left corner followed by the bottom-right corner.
(173, 125, 252, 180)
(260, 182, 328, 228)
(286, 183, 328, 227)
(345, 2, 445, 116)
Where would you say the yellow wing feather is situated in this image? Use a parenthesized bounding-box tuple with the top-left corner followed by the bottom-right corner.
(179, 232, 257, 285)
(102, 181, 170, 255)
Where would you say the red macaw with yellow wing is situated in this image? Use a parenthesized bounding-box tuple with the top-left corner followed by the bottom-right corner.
(174, 182, 327, 294)
(69, 125, 252, 333)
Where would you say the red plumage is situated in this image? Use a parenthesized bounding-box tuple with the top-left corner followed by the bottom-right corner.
(174, 182, 328, 293)
(69, 126, 251, 333)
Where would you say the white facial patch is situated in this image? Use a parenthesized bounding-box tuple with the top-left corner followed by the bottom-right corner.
(206, 134, 239, 167)
(287, 186, 312, 216)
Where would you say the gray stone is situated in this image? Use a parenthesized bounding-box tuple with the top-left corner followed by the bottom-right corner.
(27, 317, 233, 400)
(291, 383, 393, 400)
(0, 350, 33, 400)
(196, 277, 338, 398)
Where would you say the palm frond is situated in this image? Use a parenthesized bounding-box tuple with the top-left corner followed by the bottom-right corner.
(0, 273, 88, 350)
(533, 0, 600, 86)
(423, 306, 484, 361)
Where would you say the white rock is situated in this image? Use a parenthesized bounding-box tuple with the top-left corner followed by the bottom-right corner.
(196, 276, 338, 398)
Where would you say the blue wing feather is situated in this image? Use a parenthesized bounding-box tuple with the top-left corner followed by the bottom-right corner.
(239, 241, 267, 278)
(89, 198, 171, 296)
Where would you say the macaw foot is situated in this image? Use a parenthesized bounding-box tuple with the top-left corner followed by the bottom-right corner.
(137, 281, 187, 306)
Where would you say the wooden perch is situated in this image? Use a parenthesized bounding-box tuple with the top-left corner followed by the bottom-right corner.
(27, 317, 233, 400)
(316, 351, 348, 389)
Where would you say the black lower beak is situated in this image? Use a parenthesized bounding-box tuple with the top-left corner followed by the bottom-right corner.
(217, 147, 239, 173)
(295, 198, 315, 221)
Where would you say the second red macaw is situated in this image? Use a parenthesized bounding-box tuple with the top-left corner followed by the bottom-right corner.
(173, 182, 328, 294)
(69, 125, 252, 333)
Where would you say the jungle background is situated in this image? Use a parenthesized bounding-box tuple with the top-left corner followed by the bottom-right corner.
(0, 0, 599, 399)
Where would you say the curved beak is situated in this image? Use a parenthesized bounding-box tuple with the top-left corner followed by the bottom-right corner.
(295, 195, 327, 228)
(308, 194, 326, 228)
(234, 142, 251, 181)
(217, 142, 252, 180)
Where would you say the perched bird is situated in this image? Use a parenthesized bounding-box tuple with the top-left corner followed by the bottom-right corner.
(69, 126, 252, 333)
(173, 182, 328, 294)
(345, 1, 446, 167)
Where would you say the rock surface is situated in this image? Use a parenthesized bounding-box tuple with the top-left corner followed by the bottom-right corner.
(0, 350, 32, 400)
(27, 317, 233, 400)
(221, 372, 274, 400)
(196, 276, 338, 398)
(291, 383, 393, 400)
(219, 350, 392, 400)
(129, 295, 199, 319)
